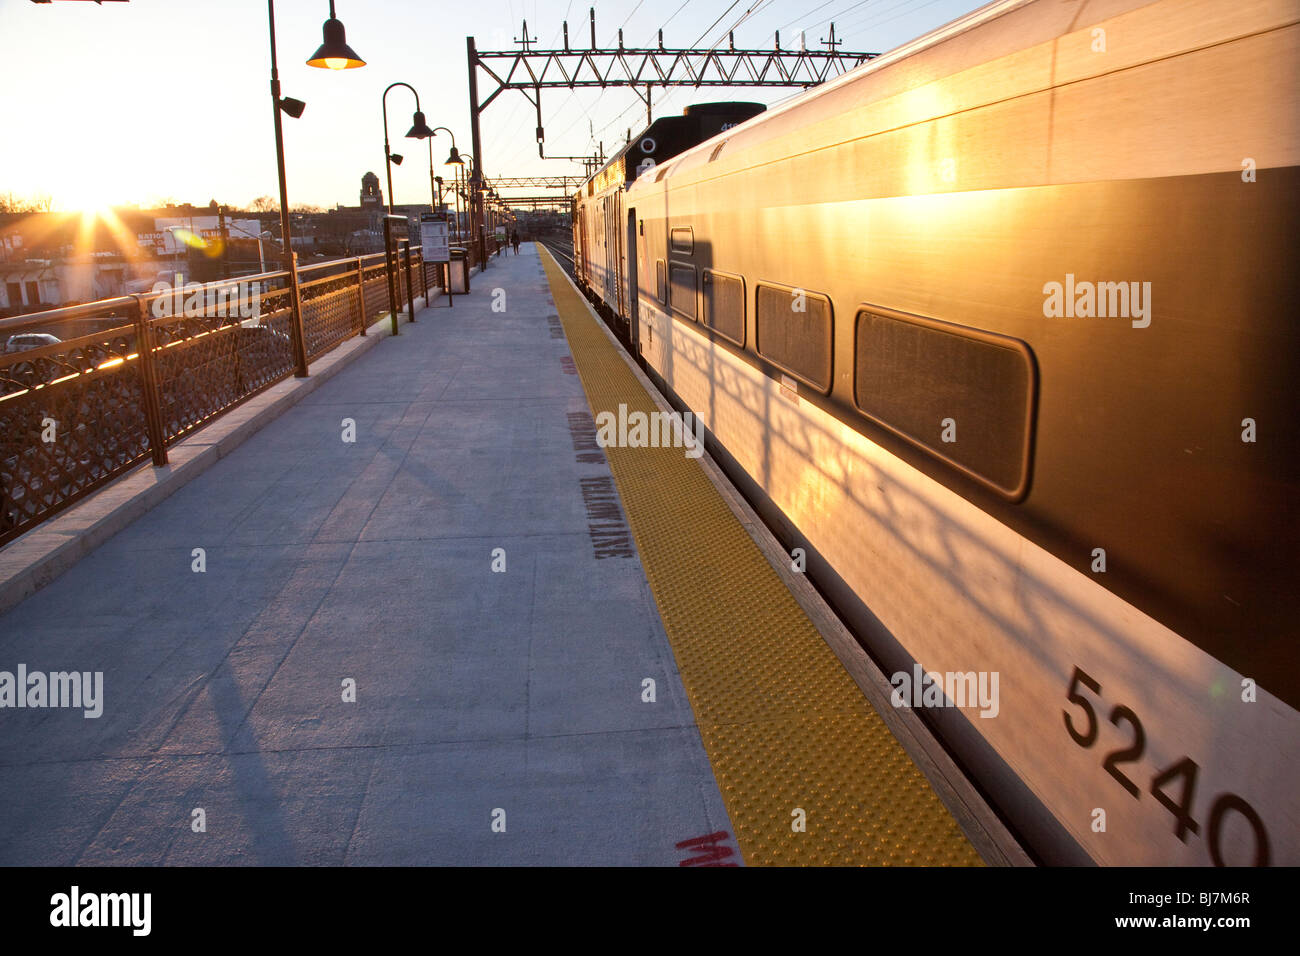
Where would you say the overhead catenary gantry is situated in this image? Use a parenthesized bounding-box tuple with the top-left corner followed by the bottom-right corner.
(464, 8, 878, 266)
(490, 176, 587, 190)
(497, 195, 572, 210)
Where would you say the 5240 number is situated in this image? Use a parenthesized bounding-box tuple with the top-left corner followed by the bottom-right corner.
(1063, 666, 1270, 866)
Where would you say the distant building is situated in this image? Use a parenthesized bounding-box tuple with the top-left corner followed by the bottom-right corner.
(0, 176, 443, 316)
(0, 262, 57, 313)
(0, 254, 129, 314)
(312, 172, 427, 256)
(0, 206, 269, 315)
(142, 216, 264, 257)
(360, 172, 382, 208)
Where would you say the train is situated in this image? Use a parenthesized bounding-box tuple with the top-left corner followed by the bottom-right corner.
(570, 0, 1300, 865)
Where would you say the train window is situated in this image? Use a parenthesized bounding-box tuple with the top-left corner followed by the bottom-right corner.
(755, 282, 833, 392)
(853, 307, 1036, 500)
(669, 262, 697, 321)
(670, 227, 694, 256)
(702, 270, 745, 346)
(656, 260, 666, 304)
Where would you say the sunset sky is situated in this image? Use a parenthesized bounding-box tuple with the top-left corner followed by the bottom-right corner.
(0, 0, 983, 211)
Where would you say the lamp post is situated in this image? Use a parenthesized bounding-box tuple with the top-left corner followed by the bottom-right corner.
(379, 84, 432, 332)
(262, 0, 361, 377)
(460, 154, 476, 244)
(382, 82, 435, 215)
(486, 186, 498, 250)
(429, 127, 463, 240)
(265, 0, 363, 378)
(467, 165, 487, 267)
(426, 140, 438, 213)
(266, 1, 307, 376)
(456, 153, 477, 255)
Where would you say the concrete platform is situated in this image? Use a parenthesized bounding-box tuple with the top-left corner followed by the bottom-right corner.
(0, 246, 737, 866)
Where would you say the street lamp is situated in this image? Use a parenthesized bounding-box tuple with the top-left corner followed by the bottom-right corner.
(306, 1, 365, 70)
(382, 82, 433, 215)
(427, 126, 460, 235)
(465, 158, 488, 267)
(450, 152, 469, 240)
(487, 186, 500, 242)
(267, 0, 364, 377)
(408, 111, 436, 139)
(453, 152, 475, 247)
(223, 221, 276, 274)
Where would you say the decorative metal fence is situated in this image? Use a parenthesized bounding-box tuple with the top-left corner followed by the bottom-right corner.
(0, 250, 438, 546)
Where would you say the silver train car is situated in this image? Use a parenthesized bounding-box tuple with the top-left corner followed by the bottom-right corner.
(572, 0, 1299, 865)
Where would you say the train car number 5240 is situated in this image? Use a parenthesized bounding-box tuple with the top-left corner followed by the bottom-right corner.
(1062, 666, 1271, 866)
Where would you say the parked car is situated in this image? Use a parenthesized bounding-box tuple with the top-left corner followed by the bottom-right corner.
(4, 333, 62, 354)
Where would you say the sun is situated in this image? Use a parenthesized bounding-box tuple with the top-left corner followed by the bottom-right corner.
(59, 180, 120, 217)
(73, 197, 117, 218)
(73, 203, 137, 259)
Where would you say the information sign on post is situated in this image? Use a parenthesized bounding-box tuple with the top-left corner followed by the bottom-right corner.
(420, 213, 450, 263)
(420, 213, 454, 307)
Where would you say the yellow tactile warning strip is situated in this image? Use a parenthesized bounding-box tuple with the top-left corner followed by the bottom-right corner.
(540, 250, 983, 866)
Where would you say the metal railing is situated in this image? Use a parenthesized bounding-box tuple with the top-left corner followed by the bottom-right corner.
(0, 249, 441, 547)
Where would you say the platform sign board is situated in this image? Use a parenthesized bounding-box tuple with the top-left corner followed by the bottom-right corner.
(420, 214, 450, 263)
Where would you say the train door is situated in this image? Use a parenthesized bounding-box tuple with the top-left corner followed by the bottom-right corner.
(600, 198, 607, 296)
(577, 207, 588, 283)
(604, 196, 616, 303)
(614, 192, 626, 321)
(625, 208, 639, 353)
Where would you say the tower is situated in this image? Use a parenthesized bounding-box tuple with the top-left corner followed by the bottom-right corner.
(360, 172, 382, 208)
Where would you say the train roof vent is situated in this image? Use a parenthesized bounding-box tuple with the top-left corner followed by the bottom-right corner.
(682, 102, 765, 118)
(655, 165, 671, 182)
(708, 141, 727, 162)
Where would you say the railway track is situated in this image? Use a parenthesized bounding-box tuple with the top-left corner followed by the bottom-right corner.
(535, 236, 575, 276)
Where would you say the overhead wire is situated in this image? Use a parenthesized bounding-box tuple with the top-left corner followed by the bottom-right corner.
(795, 0, 879, 38)
(533, 0, 873, 172)
(842, 0, 945, 34)
(648, 0, 779, 127)
(609, 0, 646, 42)
(549, 0, 701, 147)
(691, 1, 746, 47)
(487, 0, 594, 165)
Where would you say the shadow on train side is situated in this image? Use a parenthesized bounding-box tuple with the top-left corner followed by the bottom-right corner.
(627, 236, 1288, 866)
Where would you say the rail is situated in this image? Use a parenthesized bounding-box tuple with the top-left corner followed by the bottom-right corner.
(0, 248, 447, 547)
